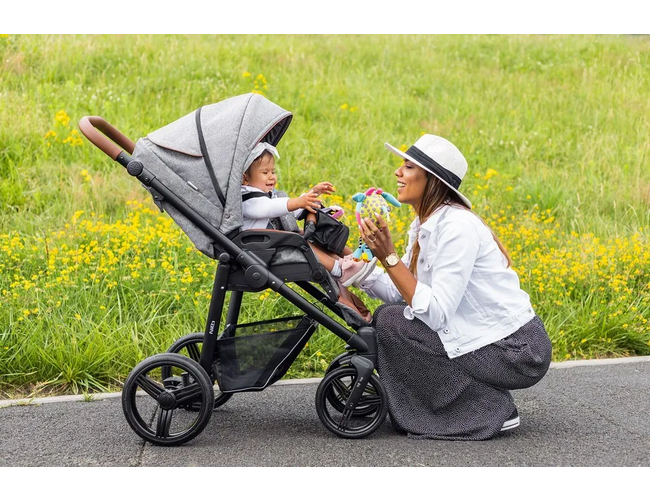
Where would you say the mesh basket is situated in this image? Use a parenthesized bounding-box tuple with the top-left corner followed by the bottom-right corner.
(215, 315, 318, 392)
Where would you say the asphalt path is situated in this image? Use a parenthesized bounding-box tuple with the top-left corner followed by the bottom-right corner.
(1, 358, 649, 466)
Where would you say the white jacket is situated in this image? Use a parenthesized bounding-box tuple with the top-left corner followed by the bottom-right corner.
(358, 204, 535, 359)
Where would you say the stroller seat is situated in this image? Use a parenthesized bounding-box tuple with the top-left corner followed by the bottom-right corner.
(229, 229, 371, 328)
(229, 228, 336, 296)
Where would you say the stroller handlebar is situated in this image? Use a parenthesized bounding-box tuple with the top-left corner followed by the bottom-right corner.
(78, 116, 136, 160)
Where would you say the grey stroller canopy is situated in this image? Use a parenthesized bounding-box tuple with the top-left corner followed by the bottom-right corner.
(133, 93, 293, 258)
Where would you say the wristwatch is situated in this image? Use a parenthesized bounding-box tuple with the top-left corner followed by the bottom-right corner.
(384, 252, 400, 268)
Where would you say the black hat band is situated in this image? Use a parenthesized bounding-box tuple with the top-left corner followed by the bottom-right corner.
(406, 145, 462, 190)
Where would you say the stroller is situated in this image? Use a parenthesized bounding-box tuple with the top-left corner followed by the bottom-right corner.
(79, 93, 388, 446)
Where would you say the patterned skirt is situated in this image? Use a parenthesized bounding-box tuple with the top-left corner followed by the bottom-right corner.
(373, 303, 552, 441)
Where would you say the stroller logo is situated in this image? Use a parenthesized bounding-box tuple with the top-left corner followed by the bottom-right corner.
(209, 320, 216, 335)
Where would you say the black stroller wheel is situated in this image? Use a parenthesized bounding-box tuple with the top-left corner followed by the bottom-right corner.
(315, 366, 388, 439)
(324, 353, 378, 417)
(122, 353, 214, 446)
(325, 351, 356, 374)
(163, 333, 232, 410)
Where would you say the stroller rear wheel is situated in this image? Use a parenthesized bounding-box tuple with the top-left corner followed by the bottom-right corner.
(315, 366, 388, 439)
(122, 353, 214, 446)
(163, 333, 232, 410)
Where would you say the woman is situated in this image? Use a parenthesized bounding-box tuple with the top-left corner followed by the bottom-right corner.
(356, 134, 552, 441)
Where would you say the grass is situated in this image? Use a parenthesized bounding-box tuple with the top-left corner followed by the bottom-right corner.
(1, 34, 649, 397)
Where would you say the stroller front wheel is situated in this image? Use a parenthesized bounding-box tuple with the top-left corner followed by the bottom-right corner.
(325, 352, 379, 417)
(122, 353, 214, 446)
(315, 366, 388, 439)
(325, 351, 356, 374)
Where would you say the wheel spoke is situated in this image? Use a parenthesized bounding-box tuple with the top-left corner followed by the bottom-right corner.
(155, 408, 173, 438)
(136, 374, 164, 399)
(331, 378, 351, 400)
(186, 343, 201, 362)
(359, 395, 381, 406)
(316, 367, 387, 438)
(338, 407, 354, 431)
(173, 383, 203, 405)
(364, 386, 377, 396)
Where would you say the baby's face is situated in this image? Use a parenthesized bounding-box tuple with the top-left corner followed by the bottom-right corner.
(244, 155, 277, 192)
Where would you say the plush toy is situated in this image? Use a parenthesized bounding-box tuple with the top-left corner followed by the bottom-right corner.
(351, 187, 401, 260)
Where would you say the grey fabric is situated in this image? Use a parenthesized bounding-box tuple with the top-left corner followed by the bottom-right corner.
(133, 138, 223, 258)
(265, 190, 306, 266)
(132, 93, 292, 258)
(374, 304, 552, 441)
(338, 301, 372, 328)
(272, 190, 300, 233)
(270, 247, 307, 266)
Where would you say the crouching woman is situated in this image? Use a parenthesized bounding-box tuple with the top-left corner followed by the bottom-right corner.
(356, 134, 552, 440)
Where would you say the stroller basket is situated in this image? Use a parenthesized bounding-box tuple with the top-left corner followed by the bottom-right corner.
(216, 315, 318, 392)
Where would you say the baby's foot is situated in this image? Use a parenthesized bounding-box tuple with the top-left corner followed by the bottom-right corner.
(338, 255, 377, 288)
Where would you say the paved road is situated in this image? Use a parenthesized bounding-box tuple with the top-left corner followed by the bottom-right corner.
(1, 359, 649, 466)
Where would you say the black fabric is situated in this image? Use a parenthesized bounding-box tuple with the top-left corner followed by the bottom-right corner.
(406, 145, 462, 189)
(303, 208, 349, 257)
(195, 107, 226, 206)
(242, 191, 272, 202)
(215, 316, 316, 391)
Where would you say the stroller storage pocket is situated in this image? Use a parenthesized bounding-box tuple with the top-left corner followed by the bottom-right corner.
(215, 315, 318, 392)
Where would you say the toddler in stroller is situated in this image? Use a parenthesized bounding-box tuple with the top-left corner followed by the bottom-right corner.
(79, 93, 389, 446)
(241, 141, 378, 288)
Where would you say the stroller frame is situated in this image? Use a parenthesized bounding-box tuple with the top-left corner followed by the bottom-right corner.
(79, 115, 388, 446)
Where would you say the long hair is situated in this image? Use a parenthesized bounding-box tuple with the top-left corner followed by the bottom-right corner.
(409, 171, 512, 276)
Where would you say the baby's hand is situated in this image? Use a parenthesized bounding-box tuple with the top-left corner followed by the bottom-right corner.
(288, 192, 322, 213)
(309, 182, 335, 196)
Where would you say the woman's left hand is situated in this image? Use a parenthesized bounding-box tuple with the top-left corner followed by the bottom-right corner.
(359, 213, 395, 263)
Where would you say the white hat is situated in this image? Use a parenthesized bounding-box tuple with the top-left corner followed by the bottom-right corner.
(385, 134, 472, 209)
(244, 142, 280, 171)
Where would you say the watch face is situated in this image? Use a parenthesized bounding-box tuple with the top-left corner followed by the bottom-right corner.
(387, 254, 399, 266)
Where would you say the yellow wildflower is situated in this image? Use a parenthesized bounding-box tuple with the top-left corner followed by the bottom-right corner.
(55, 110, 71, 127)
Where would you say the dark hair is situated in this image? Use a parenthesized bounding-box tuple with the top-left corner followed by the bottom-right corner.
(409, 171, 512, 276)
(244, 150, 274, 178)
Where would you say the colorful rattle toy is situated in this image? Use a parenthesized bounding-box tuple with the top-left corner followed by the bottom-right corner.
(351, 187, 401, 261)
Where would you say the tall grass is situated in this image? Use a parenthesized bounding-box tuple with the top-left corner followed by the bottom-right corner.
(1, 35, 649, 397)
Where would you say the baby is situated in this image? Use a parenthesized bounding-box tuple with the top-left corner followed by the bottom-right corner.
(241, 142, 376, 287)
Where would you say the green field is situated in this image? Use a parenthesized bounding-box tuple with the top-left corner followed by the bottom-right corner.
(1, 34, 649, 398)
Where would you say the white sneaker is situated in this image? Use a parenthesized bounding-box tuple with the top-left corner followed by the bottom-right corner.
(500, 408, 520, 432)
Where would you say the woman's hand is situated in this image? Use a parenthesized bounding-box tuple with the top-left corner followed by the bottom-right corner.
(360, 213, 417, 306)
(359, 213, 395, 263)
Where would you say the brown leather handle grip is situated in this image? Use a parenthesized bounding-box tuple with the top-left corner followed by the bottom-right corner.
(78, 116, 136, 160)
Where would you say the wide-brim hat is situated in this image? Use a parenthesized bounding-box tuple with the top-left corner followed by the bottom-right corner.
(385, 134, 472, 209)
